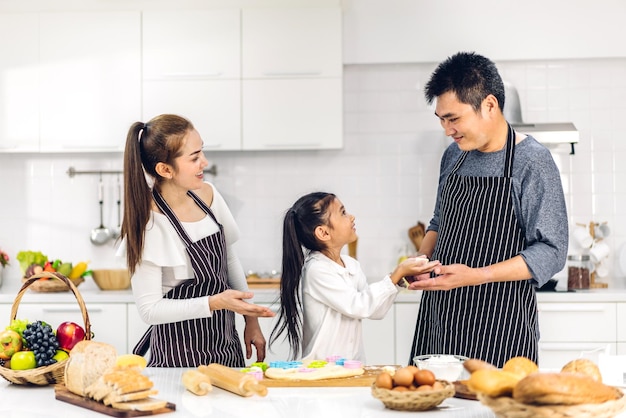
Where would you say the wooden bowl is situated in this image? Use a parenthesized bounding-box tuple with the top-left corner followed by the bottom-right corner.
(91, 269, 131, 290)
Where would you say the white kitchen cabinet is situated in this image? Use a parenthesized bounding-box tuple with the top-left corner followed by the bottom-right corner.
(0, 13, 39, 152)
(38, 11, 141, 152)
(11, 302, 127, 356)
(363, 310, 395, 365)
(394, 301, 421, 366)
(242, 8, 341, 79)
(242, 78, 343, 150)
(537, 302, 617, 369)
(241, 8, 343, 150)
(126, 302, 150, 355)
(342, 0, 626, 64)
(142, 10, 242, 150)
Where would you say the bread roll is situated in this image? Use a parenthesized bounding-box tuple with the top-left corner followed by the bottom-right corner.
(64, 341, 117, 396)
(561, 358, 602, 382)
(502, 356, 538, 378)
(467, 369, 521, 397)
(513, 372, 620, 405)
(463, 358, 497, 374)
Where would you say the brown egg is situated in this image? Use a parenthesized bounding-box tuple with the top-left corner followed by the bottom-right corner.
(416, 384, 433, 392)
(393, 367, 415, 387)
(432, 381, 444, 390)
(375, 372, 394, 389)
(414, 369, 436, 386)
(405, 365, 419, 374)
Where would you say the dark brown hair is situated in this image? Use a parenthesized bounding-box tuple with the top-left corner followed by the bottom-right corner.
(269, 192, 336, 359)
(121, 114, 194, 274)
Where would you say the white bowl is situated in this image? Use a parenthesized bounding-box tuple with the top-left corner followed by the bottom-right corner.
(413, 354, 469, 382)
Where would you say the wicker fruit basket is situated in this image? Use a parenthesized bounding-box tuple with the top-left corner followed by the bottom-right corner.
(478, 388, 626, 418)
(0, 272, 91, 385)
(21, 271, 84, 293)
(371, 380, 454, 411)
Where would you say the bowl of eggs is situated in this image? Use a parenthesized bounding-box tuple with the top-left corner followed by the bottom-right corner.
(413, 354, 469, 382)
(371, 365, 455, 411)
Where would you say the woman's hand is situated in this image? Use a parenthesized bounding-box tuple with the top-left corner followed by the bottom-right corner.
(209, 289, 275, 317)
(243, 317, 267, 361)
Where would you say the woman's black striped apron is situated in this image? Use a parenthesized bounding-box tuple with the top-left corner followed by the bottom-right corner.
(132, 188, 245, 367)
(410, 124, 538, 368)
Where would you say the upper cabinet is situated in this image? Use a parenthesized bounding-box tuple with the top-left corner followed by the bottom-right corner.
(0, 13, 39, 151)
(39, 11, 141, 152)
(241, 8, 343, 150)
(142, 10, 241, 150)
(342, 0, 626, 64)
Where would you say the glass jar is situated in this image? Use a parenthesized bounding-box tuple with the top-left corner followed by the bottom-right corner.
(567, 254, 593, 290)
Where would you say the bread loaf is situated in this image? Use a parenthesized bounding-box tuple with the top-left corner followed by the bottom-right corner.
(502, 357, 538, 378)
(513, 372, 620, 405)
(467, 369, 521, 397)
(561, 358, 602, 382)
(64, 341, 117, 396)
(463, 358, 497, 374)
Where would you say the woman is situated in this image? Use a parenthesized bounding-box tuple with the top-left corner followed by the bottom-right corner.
(118, 114, 273, 367)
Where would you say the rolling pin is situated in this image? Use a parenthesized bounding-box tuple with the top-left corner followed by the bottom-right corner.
(198, 364, 268, 397)
(182, 369, 213, 396)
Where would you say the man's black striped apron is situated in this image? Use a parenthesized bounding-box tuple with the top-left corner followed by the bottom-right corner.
(410, 124, 538, 368)
(132, 189, 245, 367)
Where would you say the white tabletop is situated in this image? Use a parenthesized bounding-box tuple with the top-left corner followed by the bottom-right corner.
(0, 367, 495, 418)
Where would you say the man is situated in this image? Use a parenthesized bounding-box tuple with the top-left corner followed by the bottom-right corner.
(408, 52, 568, 367)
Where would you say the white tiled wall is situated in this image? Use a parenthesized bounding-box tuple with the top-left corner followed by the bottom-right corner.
(2, 58, 626, 291)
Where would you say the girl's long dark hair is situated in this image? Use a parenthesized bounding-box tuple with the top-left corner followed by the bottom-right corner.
(269, 192, 336, 360)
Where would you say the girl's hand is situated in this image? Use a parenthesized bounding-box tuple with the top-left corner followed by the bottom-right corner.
(390, 256, 441, 285)
(209, 290, 276, 317)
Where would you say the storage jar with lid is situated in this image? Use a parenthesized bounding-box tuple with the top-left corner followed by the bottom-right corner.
(567, 254, 593, 290)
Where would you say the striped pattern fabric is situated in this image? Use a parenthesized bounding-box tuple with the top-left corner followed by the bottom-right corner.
(133, 189, 244, 367)
(410, 125, 538, 368)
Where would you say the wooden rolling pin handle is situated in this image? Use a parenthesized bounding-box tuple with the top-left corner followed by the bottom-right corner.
(243, 379, 268, 397)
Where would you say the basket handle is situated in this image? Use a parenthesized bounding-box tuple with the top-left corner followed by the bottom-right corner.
(12, 272, 92, 341)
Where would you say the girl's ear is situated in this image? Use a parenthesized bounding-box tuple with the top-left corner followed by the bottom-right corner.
(155, 162, 174, 180)
(314, 225, 331, 242)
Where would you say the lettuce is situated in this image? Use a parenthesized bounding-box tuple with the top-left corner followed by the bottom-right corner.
(16, 251, 48, 274)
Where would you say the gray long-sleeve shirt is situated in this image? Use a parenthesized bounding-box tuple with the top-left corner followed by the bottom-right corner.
(427, 135, 568, 287)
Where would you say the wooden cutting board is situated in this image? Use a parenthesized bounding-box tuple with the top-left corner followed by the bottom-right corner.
(245, 276, 281, 289)
(260, 366, 391, 387)
(54, 385, 176, 417)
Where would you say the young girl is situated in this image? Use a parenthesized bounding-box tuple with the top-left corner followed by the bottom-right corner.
(118, 114, 274, 367)
(270, 192, 440, 362)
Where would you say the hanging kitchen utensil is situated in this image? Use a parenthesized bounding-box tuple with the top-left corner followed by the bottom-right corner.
(408, 222, 426, 252)
(90, 176, 111, 245)
(110, 175, 122, 240)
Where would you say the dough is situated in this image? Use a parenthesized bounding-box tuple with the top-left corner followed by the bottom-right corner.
(264, 365, 364, 381)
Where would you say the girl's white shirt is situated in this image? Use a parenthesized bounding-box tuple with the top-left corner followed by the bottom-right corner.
(117, 182, 248, 325)
(301, 251, 399, 363)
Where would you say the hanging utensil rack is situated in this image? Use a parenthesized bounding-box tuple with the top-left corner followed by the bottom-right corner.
(66, 164, 218, 177)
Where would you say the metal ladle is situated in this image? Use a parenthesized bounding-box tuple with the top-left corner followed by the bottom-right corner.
(110, 175, 122, 240)
(90, 177, 111, 245)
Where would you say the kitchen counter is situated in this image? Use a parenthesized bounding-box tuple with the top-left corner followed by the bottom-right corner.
(3, 284, 626, 305)
(0, 367, 497, 417)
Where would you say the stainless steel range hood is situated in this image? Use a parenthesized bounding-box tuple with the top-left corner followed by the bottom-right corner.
(504, 82, 579, 154)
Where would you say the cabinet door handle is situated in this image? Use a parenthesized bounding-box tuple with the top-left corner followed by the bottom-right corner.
(42, 308, 103, 313)
(261, 71, 322, 77)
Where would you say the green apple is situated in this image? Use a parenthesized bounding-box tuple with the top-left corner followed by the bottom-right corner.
(52, 350, 69, 362)
(10, 351, 36, 370)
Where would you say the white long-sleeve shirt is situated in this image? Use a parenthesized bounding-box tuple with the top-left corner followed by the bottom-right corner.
(117, 183, 248, 325)
(301, 251, 399, 363)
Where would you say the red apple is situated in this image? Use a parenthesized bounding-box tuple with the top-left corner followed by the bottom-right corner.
(56, 322, 86, 351)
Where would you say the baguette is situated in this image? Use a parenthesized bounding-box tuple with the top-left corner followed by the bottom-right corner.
(463, 358, 497, 374)
(513, 372, 620, 405)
